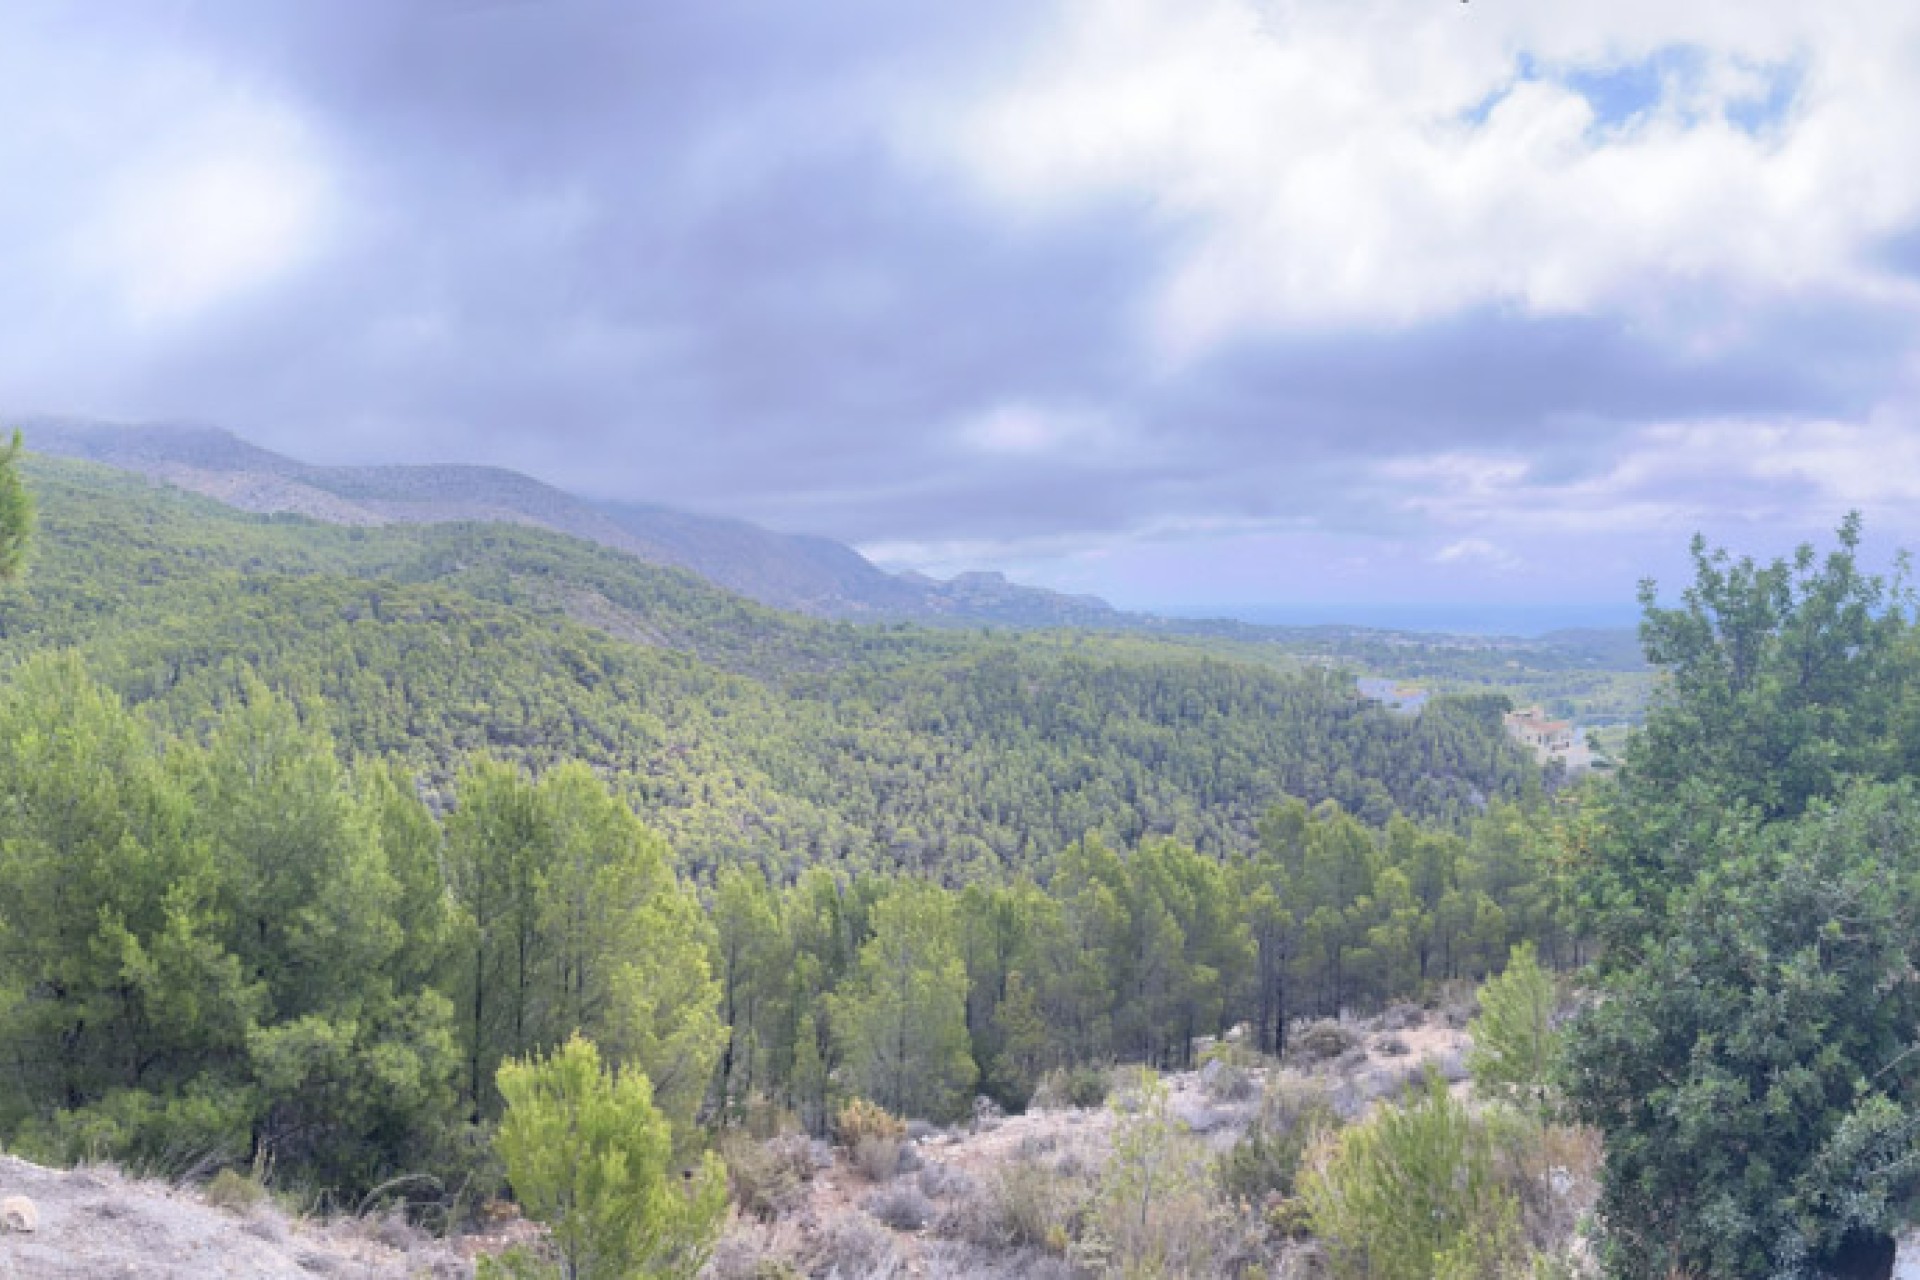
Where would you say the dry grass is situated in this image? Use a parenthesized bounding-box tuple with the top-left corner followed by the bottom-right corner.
(201, 1168, 267, 1213)
(1289, 1020, 1363, 1066)
(851, 1136, 904, 1183)
(835, 1099, 905, 1150)
(719, 1130, 815, 1221)
(863, 1183, 935, 1231)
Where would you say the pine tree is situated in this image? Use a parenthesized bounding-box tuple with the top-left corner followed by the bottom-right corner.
(834, 881, 976, 1121)
(494, 1035, 725, 1280)
(1466, 942, 1559, 1108)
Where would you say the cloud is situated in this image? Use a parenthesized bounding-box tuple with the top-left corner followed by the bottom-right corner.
(933, 0, 1920, 357)
(0, 0, 1915, 610)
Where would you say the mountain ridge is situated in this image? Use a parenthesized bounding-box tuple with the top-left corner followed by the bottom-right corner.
(20, 416, 1126, 627)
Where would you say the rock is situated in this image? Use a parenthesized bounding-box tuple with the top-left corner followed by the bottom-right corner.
(0, 1194, 36, 1233)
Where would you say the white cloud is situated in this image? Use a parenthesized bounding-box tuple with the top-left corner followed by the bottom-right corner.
(78, 91, 336, 326)
(1432, 537, 1517, 568)
(1371, 412, 1920, 552)
(925, 0, 1920, 358)
(0, 17, 338, 351)
(953, 401, 1129, 459)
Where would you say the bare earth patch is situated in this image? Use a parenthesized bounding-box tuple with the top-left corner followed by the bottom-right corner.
(0, 1154, 471, 1279)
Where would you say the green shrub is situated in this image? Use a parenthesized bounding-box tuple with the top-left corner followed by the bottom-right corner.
(834, 1097, 905, 1149)
(716, 1130, 808, 1221)
(1030, 1065, 1111, 1111)
(1218, 1080, 1339, 1205)
(1095, 1073, 1226, 1278)
(1468, 942, 1561, 1107)
(851, 1135, 903, 1182)
(1302, 1071, 1527, 1280)
(1005, 1159, 1087, 1253)
(21, 1086, 254, 1179)
(203, 1167, 268, 1212)
(494, 1035, 726, 1280)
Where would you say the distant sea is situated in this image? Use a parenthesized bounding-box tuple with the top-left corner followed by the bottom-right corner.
(1156, 602, 1642, 638)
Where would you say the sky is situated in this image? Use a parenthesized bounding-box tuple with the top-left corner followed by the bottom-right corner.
(3, 0, 1919, 616)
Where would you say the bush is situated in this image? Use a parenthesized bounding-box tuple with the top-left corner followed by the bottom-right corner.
(1218, 1080, 1339, 1205)
(717, 1130, 809, 1221)
(1096, 1074, 1228, 1278)
(799, 1212, 898, 1277)
(1199, 1060, 1258, 1104)
(920, 1241, 1077, 1279)
(22, 1086, 254, 1180)
(864, 1183, 935, 1231)
(1377, 1002, 1425, 1032)
(1029, 1065, 1110, 1111)
(939, 1156, 1089, 1254)
(493, 1035, 726, 1280)
(852, 1135, 904, 1182)
(701, 1234, 806, 1280)
(834, 1098, 905, 1149)
(204, 1168, 268, 1212)
(1468, 942, 1561, 1107)
(1301, 1071, 1526, 1280)
(918, 1161, 974, 1200)
(1288, 1020, 1362, 1066)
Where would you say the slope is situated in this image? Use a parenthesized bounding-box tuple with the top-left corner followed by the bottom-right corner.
(22, 417, 1121, 625)
(0, 455, 1542, 876)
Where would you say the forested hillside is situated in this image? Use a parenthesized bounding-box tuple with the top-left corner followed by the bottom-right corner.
(0, 455, 1540, 875)
(27, 418, 1127, 626)
(28, 445, 1913, 1279)
(0, 442, 1577, 1272)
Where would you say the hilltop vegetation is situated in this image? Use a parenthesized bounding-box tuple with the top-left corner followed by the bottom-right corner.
(0, 456, 1540, 876)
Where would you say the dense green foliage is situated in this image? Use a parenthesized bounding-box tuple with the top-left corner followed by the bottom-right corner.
(713, 798, 1573, 1122)
(0, 430, 32, 584)
(0, 658, 720, 1198)
(1467, 942, 1560, 1107)
(0, 663, 1566, 1187)
(1304, 1071, 1527, 1280)
(0, 447, 1574, 1232)
(0, 456, 1539, 877)
(492, 1036, 726, 1280)
(1567, 520, 1920, 1278)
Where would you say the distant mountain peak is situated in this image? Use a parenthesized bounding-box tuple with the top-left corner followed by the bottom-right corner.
(21, 416, 1125, 628)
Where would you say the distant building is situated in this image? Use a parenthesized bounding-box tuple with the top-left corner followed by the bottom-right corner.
(1356, 677, 1429, 716)
(1504, 705, 1590, 770)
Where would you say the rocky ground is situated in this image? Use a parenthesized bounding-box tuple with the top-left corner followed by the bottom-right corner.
(0, 1154, 487, 1280)
(704, 1007, 1476, 1278)
(0, 1009, 1476, 1279)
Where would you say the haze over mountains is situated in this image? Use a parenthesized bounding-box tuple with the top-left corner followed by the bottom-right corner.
(19, 419, 1647, 702)
(24, 418, 1125, 629)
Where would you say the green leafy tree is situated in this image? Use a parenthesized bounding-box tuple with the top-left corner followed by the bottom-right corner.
(1566, 522, 1920, 1277)
(0, 429, 33, 584)
(446, 757, 550, 1115)
(709, 865, 787, 1118)
(1467, 942, 1560, 1108)
(536, 763, 723, 1139)
(833, 881, 976, 1121)
(494, 1035, 725, 1280)
(1098, 1071, 1221, 1278)
(0, 655, 257, 1156)
(1304, 1072, 1524, 1280)
(1565, 785, 1920, 1278)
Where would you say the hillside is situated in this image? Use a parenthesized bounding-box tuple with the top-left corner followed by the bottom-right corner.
(23, 417, 1123, 627)
(23, 419, 1654, 721)
(0, 454, 1541, 875)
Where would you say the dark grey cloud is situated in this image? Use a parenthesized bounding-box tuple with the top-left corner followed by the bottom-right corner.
(3, 0, 1919, 607)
